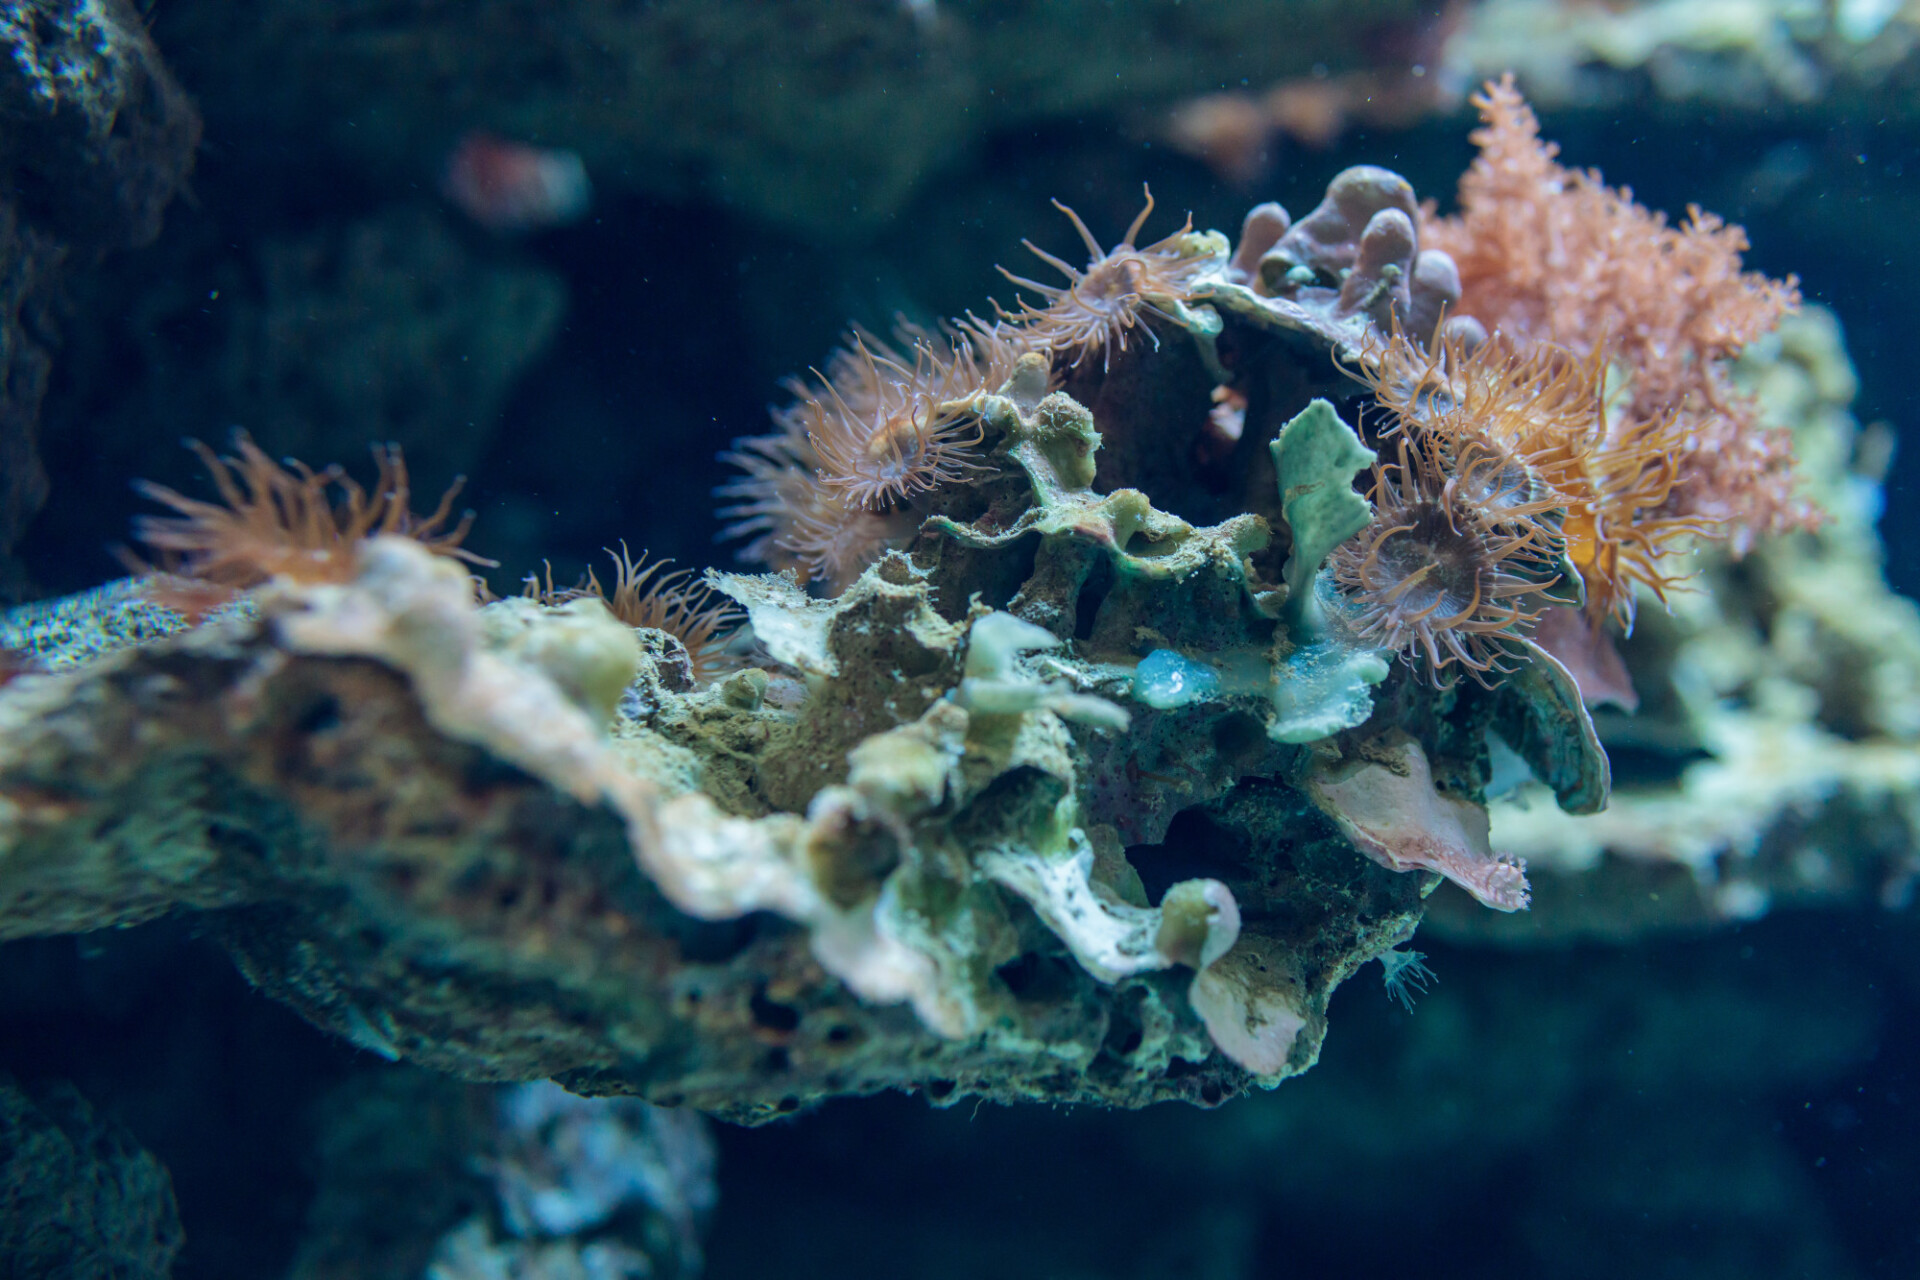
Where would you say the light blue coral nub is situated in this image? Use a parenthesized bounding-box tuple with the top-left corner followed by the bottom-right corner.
(1131, 649, 1221, 709)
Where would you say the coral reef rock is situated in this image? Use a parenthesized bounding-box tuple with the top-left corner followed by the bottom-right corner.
(3, 121, 1911, 1123)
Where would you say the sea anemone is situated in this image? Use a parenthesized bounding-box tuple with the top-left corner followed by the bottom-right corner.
(997, 185, 1213, 370)
(1329, 434, 1559, 683)
(132, 432, 491, 601)
(531, 545, 743, 684)
(1354, 329, 1702, 629)
(1563, 412, 1709, 628)
(719, 317, 1039, 592)
(802, 329, 991, 510)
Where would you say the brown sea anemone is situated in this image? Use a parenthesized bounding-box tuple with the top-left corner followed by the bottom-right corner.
(132, 431, 491, 604)
(719, 317, 1038, 593)
(1329, 434, 1559, 683)
(531, 545, 742, 684)
(997, 185, 1213, 370)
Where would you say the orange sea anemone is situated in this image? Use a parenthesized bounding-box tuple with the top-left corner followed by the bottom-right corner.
(132, 432, 491, 603)
(1330, 434, 1559, 684)
(997, 185, 1213, 370)
(1355, 329, 1705, 629)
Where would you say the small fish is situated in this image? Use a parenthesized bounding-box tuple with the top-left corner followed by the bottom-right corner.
(441, 132, 591, 233)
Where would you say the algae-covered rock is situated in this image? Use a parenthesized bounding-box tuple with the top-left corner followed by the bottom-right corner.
(0, 0, 199, 595)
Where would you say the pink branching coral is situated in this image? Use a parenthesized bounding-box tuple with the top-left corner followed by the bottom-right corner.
(997, 185, 1213, 369)
(1330, 433, 1559, 683)
(133, 432, 490, 604)
(1421, 76, 1811, 550)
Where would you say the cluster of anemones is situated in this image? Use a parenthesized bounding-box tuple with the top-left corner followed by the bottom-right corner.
(1421, 76, 1810, 550)
(1332, 327, 1714, 683)
(1323, 78, 1807, 684)
(719, 188, 1214, 591)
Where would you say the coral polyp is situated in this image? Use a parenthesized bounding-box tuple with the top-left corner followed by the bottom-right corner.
(997, 185, 1212, 369)
(1331, 435, 1558, 682)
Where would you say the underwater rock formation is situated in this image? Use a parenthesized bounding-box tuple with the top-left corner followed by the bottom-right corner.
(1, 86, 1910, 1122)
(0, 0, 200, 597)
(145, 0, 1440, 239)
(0, 1072, 184, 1278)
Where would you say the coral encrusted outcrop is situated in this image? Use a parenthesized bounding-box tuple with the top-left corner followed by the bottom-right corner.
(3, 87, 1909, 1120)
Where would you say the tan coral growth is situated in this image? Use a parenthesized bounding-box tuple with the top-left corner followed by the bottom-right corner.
(1422, 76, 1811, 551)
(132, 431, 490, 606)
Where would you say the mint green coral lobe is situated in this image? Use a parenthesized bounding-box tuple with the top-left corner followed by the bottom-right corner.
(1271, 398, 1375, 639)
(1263, 399, 1390, 743)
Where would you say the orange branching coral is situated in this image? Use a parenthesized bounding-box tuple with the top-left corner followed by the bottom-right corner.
(1330, 434, 1559, 684)
(1421, 76, 1811, 549)
(532, 545, 742, 684)
(997, 185, 1213, 370)
(132, 432, 490, 604)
